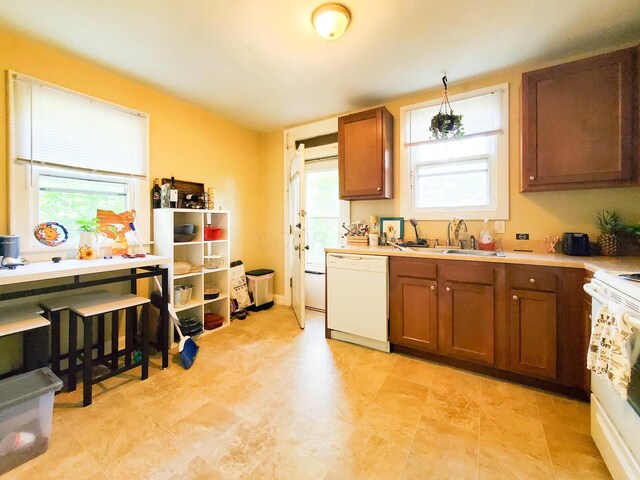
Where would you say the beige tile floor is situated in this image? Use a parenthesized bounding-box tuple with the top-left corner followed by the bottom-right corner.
(5, 306, 611, 480)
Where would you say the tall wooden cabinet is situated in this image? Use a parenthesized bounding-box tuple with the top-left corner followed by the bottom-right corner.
(338, 107, 394, 200)
(521, 46, 638, 191)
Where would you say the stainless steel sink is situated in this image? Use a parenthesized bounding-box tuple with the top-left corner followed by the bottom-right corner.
(442, 249, 505, 257)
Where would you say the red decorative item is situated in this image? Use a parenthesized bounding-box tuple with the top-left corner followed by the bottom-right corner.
(204, 313, 224, 330)
(204, 226, 222, 241)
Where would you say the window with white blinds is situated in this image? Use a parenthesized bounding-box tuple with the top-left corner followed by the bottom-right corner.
(11, 73, 148, 177)
(401, 84, 509, 220)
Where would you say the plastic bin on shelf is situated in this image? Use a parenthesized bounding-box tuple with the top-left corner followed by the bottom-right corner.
(246, 269, 275, 311)
(0, 368, 63, 475)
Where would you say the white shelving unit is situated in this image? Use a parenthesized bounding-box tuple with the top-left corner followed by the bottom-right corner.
(153, 209, 231, 340)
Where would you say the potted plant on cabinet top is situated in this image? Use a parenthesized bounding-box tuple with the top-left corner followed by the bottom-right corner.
(429, 75, 464, 140)
(596, 210, 623, 256)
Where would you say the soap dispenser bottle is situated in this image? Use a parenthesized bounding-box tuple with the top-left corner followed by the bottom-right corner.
(478, 218, 495, 251)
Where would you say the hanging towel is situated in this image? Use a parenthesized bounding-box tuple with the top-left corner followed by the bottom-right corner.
(587, 302, 634, 399)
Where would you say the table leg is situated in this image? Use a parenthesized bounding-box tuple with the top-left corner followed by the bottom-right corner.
(125, 307, 134, 366)
(161, 269, 169, 369)
(23, 326, 50, 371)
(141, 304, 149, 380)
(98, 314, 105, 362)
(51, 311, 61, 377)
(83, 315, 93, 407)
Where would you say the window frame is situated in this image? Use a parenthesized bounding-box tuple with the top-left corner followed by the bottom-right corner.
(7, 71, 151, 251)
(400, 83, 510, 220)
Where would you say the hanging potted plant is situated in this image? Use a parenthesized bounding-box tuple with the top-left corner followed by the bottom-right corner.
(429, 75, 464, 140)
(595, 210, 623, 256)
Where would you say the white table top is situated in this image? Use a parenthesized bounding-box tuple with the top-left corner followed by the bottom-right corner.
(0, 255, 170, 286)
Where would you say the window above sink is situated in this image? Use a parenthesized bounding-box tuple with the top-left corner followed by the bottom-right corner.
(400, 84, 510, 220)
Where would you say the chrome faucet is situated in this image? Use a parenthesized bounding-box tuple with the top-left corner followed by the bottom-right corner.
(446, 218, 473, 249)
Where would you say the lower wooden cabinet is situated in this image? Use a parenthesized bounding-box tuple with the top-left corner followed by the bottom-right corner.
(441, 281, 495, 365)
(389, 277, 438, 351)
(388, 257, 588, 394)
(509, 289, 557, 379)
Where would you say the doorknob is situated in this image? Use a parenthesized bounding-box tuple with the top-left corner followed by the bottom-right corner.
(512, 294, 519, 300)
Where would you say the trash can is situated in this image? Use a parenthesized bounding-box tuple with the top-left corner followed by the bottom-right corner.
(246, 269, 275, 311)
(0, 368, 63, 475)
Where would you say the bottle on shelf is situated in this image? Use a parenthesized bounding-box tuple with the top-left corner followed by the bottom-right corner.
(161, 180, 171, 208)
(152, 178, 161, 209)
(169, 176, 178, 209)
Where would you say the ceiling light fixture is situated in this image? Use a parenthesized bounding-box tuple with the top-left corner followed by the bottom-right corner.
(312, 4, 351, 40)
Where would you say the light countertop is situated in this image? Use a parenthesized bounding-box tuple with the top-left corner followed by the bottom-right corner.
(0, 255, 170, 286)
(325, 245, 640, 273)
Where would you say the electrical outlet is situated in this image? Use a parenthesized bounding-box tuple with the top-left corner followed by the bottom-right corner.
(494, 221, 505, 234)
(516, 233, 530, 240)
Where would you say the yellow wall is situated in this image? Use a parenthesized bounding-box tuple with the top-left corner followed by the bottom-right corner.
(0, 27, 265, 267)
(264, 48, 640, 296)
(0, 27, 266, 371)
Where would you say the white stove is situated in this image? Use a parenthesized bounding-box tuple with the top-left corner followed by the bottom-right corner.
(585, 271, 640, 480)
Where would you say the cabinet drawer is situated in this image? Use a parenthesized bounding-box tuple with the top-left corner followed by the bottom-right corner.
(509, 266, 557, 292)
(390, 257, 437, 279)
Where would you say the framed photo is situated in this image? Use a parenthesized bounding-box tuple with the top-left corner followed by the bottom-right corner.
(380, 217, 404, 242)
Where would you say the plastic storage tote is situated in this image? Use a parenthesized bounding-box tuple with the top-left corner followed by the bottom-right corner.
(0, 368, 63, 475)
(246, 269, 275, 311)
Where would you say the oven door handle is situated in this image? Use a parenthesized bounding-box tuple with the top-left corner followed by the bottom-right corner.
(584, 283, 640, 330)
(583, 283, 609, 305)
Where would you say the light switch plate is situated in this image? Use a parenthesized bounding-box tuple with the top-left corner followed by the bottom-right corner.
(494, 221, 506, 234)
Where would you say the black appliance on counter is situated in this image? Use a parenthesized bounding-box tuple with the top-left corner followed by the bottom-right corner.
(562, 232, 590, 256)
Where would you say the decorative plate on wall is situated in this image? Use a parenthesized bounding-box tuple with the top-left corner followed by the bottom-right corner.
(34, 222, 69, 247)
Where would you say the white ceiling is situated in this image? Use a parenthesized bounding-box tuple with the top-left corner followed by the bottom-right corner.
(0, 0, 638, 131)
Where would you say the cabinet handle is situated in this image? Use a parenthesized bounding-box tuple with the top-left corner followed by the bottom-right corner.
(446, 287, 451, 292)
(589, 314, 592, 320)
(529, 176, 535, 180)
(376, 186, 382, 192)
(512, 294, 519, 300)
(430, 285, 436, 290)
(529, 278, 536, 284)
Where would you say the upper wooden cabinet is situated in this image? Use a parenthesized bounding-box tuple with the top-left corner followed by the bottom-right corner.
(338, 107, 394, 200)
(521, 47, 638, 192)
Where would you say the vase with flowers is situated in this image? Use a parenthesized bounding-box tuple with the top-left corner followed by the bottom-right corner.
(75, 218, 105, 260)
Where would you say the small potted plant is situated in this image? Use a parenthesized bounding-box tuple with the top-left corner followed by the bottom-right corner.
(596, 210, 623, 256)
(75, 217, 103, 260)
(429, 75, 464, 140)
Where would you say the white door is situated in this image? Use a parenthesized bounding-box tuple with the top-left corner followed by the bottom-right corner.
(289, 144, 306, 328)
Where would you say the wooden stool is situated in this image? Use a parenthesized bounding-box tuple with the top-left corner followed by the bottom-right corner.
(40, 291, 113, 382)
(68, 294, 151, 407)
(0, 304, 50, 372)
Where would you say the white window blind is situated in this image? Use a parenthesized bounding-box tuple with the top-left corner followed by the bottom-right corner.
(406, 88, 504, 146)
(11, 73, 148, 178)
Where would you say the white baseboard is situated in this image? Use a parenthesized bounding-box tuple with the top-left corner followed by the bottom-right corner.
(273, 294, 287, 306)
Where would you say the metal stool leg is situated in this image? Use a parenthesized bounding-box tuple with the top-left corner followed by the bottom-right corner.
(110, 311, 119, 370)
(141, 304, 149, 380)
(97, 314, 105, 361)
(125, 307, 134, 366)
(68, 311, 78, 392)
(50, 310, 61, 377)
(83, 315, 94, 407)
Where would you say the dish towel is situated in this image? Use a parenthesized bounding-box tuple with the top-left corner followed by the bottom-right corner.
(587, 302, 635, 399)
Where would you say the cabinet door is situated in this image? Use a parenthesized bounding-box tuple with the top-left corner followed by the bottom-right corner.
(338, 107, 393, 200)
(389, 277, 438, 351)
(509, 289, 557, 379)
(522, 47, 637, 191)
(441, 281, 495, 364)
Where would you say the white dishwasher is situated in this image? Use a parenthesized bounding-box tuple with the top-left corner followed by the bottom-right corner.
(326, 253, 389, 352)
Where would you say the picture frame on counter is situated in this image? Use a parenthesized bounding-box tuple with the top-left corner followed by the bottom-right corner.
(380, 217, 404, 243)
